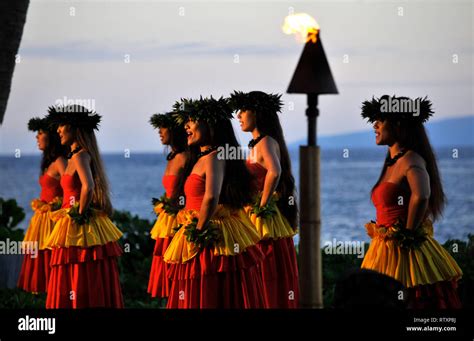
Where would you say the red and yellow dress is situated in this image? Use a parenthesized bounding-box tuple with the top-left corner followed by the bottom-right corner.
(245, 160, 300, 308)
(45, 173, 124, 308)
(361, 182, 463, 308)
(148, 174, 178, 298)
(17, 174, 62, 293)
(163, 173, 266, 308)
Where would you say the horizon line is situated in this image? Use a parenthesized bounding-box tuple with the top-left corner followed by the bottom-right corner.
(1, 145, 473, 158)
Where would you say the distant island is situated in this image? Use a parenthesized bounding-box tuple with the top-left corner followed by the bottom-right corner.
(289, 116, 474, 149)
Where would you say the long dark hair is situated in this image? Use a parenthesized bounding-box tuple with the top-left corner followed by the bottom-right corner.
(40, 129, 67, 174)
(166, 124, 188, 155)
(372, 120, 445, 221)
(255, 110, 298, 228)
(174, 146, 199, 205)
(165, 124, 190, 202)
(74, 127, 113, 216)
(176, 118, 253, 209)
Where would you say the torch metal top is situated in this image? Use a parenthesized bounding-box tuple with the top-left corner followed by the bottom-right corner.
(287, 33, 338, 95)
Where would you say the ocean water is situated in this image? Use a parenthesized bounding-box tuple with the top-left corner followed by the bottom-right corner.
(1, 147, 473, 244)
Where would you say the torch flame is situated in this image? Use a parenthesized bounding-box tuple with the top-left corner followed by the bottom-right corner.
(282, 13, 320, 43)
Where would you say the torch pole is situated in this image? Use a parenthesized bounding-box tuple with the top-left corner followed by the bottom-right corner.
(307, 94, 318, 146)
(299, 93, 323, 308)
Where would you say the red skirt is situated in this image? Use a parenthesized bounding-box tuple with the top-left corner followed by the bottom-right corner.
(147, 237, 172, 298)
(17, 249, 51, 293)
(407, 279, 462, 309)
(258, 237, 300, 308)
(46, 242, 124, 309)
(166, 244, 266, 308)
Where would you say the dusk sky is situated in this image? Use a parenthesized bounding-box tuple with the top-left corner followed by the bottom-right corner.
(0, 0, 472, 154)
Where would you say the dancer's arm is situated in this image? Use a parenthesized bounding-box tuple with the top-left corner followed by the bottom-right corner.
(259, 137, 281, 207)
(404, 153, 430, 230)
(197, 153, 224, 230)
(74, 151, 94, 214)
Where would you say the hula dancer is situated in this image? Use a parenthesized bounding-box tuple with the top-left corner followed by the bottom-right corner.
(45, 105, 124, 308)
(163, 96, 266, 308)
(147, 112, 188, 298)
(230, 90, 299, 308)
(17, 116, 67, 293)
(360, 95, 462, 308)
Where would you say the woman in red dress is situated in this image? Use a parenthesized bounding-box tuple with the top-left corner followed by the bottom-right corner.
(45, 105, 124, 308)
(360, 95, 462, 308)
(17, 116, 67, 293)
(163, 97, 266, 308)
(148, 112, 189, 298)
(230, 91, 299, 308)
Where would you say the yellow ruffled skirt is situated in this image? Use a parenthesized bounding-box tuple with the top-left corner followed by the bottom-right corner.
(361, 220, 463, 288)
(23, 198, 60, 250)
(244, 199, 300, 308)
(150, 210, 178, 240)
(244, 205, 296, 240)
(45, 206, 124, 308)
(163, 205, 267, 308)
(46, 207, 123, 248)
(17, 198, 61, 293)
(163, 206, 263, 264)
(148, 207, 178, 298)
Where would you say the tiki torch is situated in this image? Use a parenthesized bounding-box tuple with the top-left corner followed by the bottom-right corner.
(283, 13, 338, 308)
